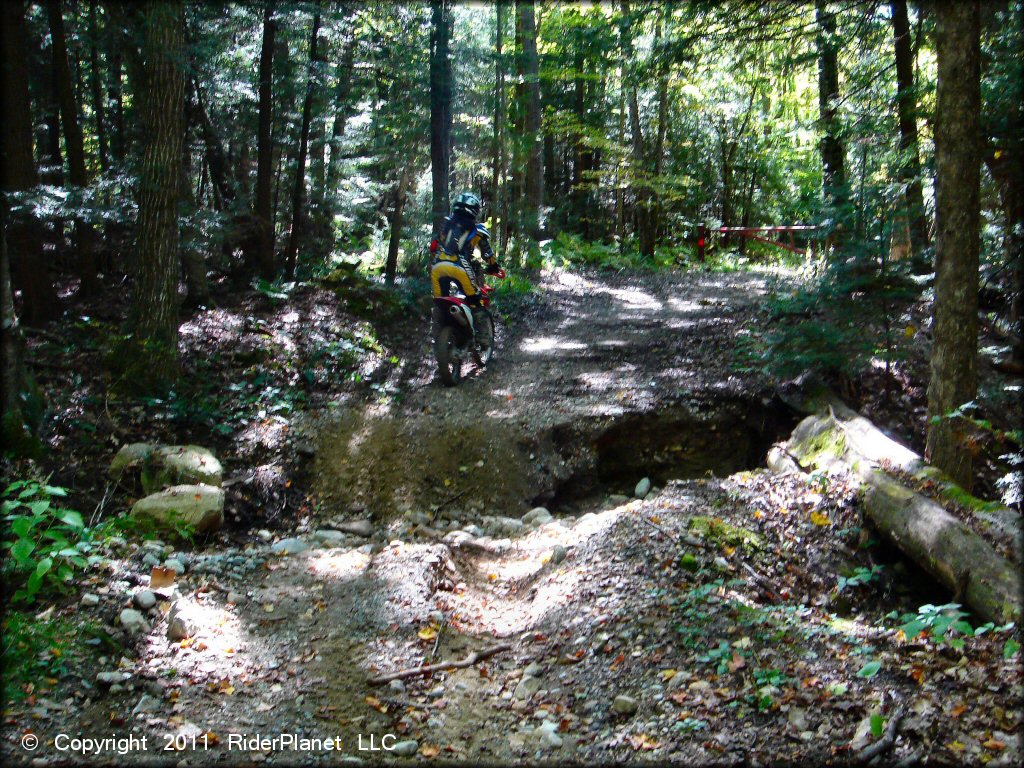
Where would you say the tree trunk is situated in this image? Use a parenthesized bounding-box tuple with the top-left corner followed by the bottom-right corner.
(1, 0, 61, 326)
(88, 0, 109, 173)
(108, 30, 125, 163)
(430, 0, 452, 236)
(323, 29, 356, 209)
(517, 0, 543, 239)
(254, 1, 276, 280)
(283, 6, 322, 281)
(621, 0, 654, 258)
(492, 0, 506, 252)
(385, 168, 410, 287)
(47, 0, 99, 296)
(926, 1, 981, 489)
(190, 81, 234, 208)
(891, 0, 929, 266)
(180, 127, 209, 308)
(127, 0, 186, 390)
(815, 0, 846, 212)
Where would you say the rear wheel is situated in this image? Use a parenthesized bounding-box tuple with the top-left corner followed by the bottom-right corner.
(474, 312, 495, 367)
(435, 326, 462, 386)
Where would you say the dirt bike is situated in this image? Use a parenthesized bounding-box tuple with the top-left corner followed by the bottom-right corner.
(433, 268, 506, 386)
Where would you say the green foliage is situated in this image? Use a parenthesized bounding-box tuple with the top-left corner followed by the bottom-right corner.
(856, 660, 882, 678)
(892, 603, 1016, 651)
(1, 481, 98, 604)
(836, 564, 883, 593)
(1, 612, 90, 702)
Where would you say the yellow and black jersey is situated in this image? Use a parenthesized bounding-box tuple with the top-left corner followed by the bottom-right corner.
(435, 214, 498, 270)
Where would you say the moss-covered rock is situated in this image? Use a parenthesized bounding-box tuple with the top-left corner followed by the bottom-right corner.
(131, 484, 224, 533)
(687, 516, 764, 551)
(140, 445, 223, 494)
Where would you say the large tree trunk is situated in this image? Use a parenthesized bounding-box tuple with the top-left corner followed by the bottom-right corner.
(1, 0, 61, 326)
(620, 0, 654, 258)
(47, 0, 99, 296)
(254, 1, 276, 280)
(815, 0, 846, 213)
(283, 7, 322, 281)
(127, 0, 186, 390)
(926, 1, 981, 489)
(891, 0, 929, 267)
(492, 0, 506, 252)
(773, 392, 1021, 625)
(384, 168, 410, 288)
(517, 0, 543, 239)
(430, 0, 452, 236)
(88, 0, 109, 174)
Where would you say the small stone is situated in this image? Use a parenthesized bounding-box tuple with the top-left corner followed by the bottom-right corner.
(96, 671, 129, 686)
(462, 524, 484, 537)
(551, 545, 567, 565)
(81, 593, 100, 607)
(312, 530, 346, 548)
(524, 662, 544, 678)
(634, 478, 651, 499)
(713, 556, 731, 572)
(119, 609, 149, 635)
(133, 590, 157, 611)
(535, 720, 563, 749)
(522, 507, 553, 527)
(389, 680, 406, 693)
(164, 558, 186, 574)
(271, 538, 308, 556)
(390, 739, 418, 757)
(612, 695, 638, 715)
(337, 519, 373, 537)
(513, 676, 542, 700)
(227, 591, 245, 605)
(142, 553, 161, 568)
(167, 615, 195, 642)
(133, 694, 160, 715)
(257, 529, 273, 542)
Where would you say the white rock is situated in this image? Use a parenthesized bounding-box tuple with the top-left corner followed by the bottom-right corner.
(523, 507, 553, 527)
(338, 519, 373, 537)
(133, 694, 160, 714)
(513, 676, 542, 700)
(109, 443, 156, 478)
(163, 558, 186, 574)
(534, 720, 563, 749)
(271, 538, 308, 556)
(119, 608, 149, 635)
(227, 591, 245, 605)
(133, 590, 157, 611)
(131, 484, 224, 533)
(312, 530, 346, 547)
(390, 739, 418, 757)
(524, 662, 544, 678)
(634, 478, 652, 499)
(96, 671, 130, 686)
(141, 445, 223, 494)
(81, 593, 100, 607)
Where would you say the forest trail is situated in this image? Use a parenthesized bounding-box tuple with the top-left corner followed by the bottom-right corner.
(5, 269, 1019, 767)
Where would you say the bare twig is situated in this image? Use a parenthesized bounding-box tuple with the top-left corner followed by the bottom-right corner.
(381, 697, 442, 711)
(857, 705, 905, 764)
(368, 643, 512, 685)
(430, 490, 467, 523)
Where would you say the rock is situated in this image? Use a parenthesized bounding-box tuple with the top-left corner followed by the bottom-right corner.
(337, 519, 373, 537)
(163, 558, 186, 574)
(133, 590, 157, 611)
(81, 593, 100, 607)
(634, 477, 651, 499)
(141, 445, 223, 494)
(389, 680, 406, 693)
(612, 694, 638, 715)
(131, 485, 225, 533)
(110, 443, 155, 478)
(312, 529, 346, 548)
(133, 694, 160, 715)
(534, 720, 563, 749)
(490, 517, 526, 538)
(443, 530, 475, 547)
(167, 600, 199, 641)
(523, 507, 553, 527)
(227, 591, 245, 605)
(96, 671, 130, 686)
(142, 553, 161, 568)
(513, 676, 542, 700)
(257, 529, 273, 542)
(551, 545, 568, 565)
(119, 609, 149, 636)
(390, 739, 418, 757)
(462, 524, 484, 537)
(271, 538, 308, 556)
(524, 662, 544, 678)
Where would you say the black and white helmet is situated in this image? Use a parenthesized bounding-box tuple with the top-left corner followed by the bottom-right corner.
(451, 192, 481, 219)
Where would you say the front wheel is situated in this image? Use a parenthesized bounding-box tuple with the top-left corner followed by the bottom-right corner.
(435, 326, 462, 386)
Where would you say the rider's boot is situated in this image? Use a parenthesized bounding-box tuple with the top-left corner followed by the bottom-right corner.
(471, 307, 487, 344)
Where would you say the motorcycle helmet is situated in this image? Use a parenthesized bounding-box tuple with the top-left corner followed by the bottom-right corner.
(452, 192, 481, 220)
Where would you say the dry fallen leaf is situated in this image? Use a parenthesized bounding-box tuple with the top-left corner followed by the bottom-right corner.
(420, 745, 440, 758)
(810, 511, 830, 526)
(418, 624, 439, 641)
(150, 566, 176, 589)
(628, 733, 661, 751)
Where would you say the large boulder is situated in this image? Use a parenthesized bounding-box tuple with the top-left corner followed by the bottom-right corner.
(131, 484, 225, 533)
(141, 446, 223, 494)
(110, 443, 156, 478)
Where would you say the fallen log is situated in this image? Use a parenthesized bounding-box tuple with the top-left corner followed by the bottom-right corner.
(772, 375, 1022, 624)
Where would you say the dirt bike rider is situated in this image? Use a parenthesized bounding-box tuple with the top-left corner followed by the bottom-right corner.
(429, 192, 502, 342)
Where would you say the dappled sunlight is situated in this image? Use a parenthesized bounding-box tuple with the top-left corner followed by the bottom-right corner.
(235, 416, 289, 452)
(520, 335, 588, 354)
(305, 548, 372, 581)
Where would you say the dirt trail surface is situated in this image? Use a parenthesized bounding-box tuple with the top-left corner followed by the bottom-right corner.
(4, 269, 1021, 767)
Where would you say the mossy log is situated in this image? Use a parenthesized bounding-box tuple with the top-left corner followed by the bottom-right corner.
(773, 374, 1022, 624)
